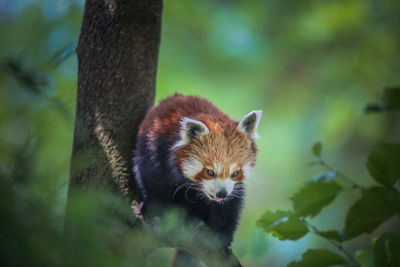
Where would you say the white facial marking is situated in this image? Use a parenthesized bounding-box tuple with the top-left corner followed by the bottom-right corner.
(229, 163, 238, 175)
(202, 179, 215, 198)
(243, 162, 253, 178)
(181, 157, 203, 179)
(213, 162, 223, 176)
(225, 179, 235, 195)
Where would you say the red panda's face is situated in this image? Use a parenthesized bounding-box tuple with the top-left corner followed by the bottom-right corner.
(173, 111, 261, 202)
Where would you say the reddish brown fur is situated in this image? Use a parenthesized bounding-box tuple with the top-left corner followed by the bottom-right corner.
(138, 94, 258, 182)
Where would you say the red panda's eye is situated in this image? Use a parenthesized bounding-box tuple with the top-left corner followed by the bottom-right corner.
(231, 170, 239, 178)
(206, 169, 216, 177)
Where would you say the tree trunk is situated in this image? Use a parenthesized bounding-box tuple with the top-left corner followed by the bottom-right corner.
(68, 0, 162, 202)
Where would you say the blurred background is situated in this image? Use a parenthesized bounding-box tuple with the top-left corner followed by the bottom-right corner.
(0, 0, 399, 266)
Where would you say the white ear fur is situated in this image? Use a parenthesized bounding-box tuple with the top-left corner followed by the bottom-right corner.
(237, 110, 262, 139)
(171, 117, 209, 149)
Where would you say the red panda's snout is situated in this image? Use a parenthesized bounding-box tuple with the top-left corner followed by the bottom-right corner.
(201, 178, 237, 202)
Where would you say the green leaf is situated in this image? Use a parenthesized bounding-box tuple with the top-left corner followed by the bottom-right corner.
(366, 143, 400, 187)
(382, 87, 400, 111)
(344, 187, 400, 240)
(291, 181, 343, 218)
(355, 250, 374, 267)
(319, 230, 344, 242)
(256, 210, 308, 240)
(374, 233, 400, 267)
(312, 142, 322, 157)
(287, 249, 345, 267)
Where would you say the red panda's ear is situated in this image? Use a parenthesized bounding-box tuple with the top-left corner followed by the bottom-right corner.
(172, 117, 210, 149)
(237, 110, 262, 139)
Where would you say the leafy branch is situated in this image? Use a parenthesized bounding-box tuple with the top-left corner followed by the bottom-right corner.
(302, 219, 357, 266)
(2, 44, 76, 123)
(256, 87, 400, 267)
(310, 142, 362, 189)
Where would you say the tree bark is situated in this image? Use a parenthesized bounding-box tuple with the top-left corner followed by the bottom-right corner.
(69, 0, 162, 202)
(67, 1, 241, 266)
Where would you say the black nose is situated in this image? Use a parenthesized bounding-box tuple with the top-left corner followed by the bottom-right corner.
(216, 189, 228, 199)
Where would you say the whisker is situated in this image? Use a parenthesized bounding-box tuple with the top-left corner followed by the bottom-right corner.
(185, 184, 196, 204)
(173, 182, 193, 199)
(228, 191, 244, 200)
(228, 194, 240, 199)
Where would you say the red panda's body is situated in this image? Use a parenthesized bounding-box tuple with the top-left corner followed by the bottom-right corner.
(134, 94, 261, 249)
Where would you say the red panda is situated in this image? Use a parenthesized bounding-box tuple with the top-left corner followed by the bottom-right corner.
(133, 94, 261, 250)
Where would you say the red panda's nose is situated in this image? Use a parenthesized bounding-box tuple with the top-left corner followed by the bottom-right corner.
(216, 189, 228, 199)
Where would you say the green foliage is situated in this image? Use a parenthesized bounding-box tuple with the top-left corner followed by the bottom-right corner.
(3, 53, 73, 122)
(291, 180, 342, 217)
(365, 87, 400, 113)
(4, 56, 49, 96)
(373, 233, 400, 267)
(0, 149, 206, 267)
(355, 250, 374, 267)
(318, 230, 344, 243)
(311, 171, 337, 183)
(0, 148, 142, 267)
(287, 249, 345, 267)
(312, 142, 322, 157)
(2, 0, 400, 266)
(317, 230, 344, 242)
(382, 88, 400, 111)
(256, 210, 308, 241)
(344, 187, 400, 240)
(366, 143, 400, 187)
(257, 89, 400, 266)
